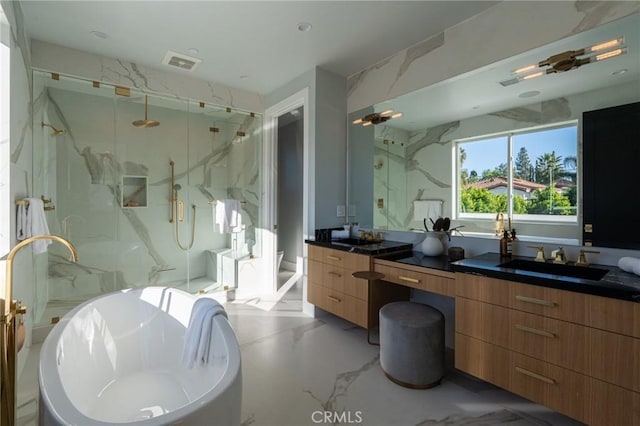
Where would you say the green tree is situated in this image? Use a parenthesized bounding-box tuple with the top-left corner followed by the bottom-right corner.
(527, 186, 573, 215)
(461, 187, 503, 213)
(514, 147, 534, 181)
(565, 185, 577, 206)
(534, 151, 564, 184)
(562, 155, 577, 184)
(513, 194, 528, 214)
(481, 163, 507, 179)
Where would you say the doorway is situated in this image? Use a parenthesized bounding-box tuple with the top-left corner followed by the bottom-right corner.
(276, 107, 304, 290)
(263, 87, 310, 304)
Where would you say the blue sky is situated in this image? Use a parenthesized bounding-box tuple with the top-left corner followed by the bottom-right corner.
(460, 126, 577, 175)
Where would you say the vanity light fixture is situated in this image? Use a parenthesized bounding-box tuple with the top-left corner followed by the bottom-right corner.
(352, 109, 403, 126)
(511, 37, 627, 82)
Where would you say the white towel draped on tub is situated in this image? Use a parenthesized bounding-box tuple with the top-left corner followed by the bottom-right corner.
(214, 199, 241, 233)
(181, 298, 228, 369)
(413, 200, 442, 223)
(16, 197, 51, 254)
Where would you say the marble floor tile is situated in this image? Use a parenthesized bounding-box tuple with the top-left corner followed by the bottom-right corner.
(17, 282, 584, 426)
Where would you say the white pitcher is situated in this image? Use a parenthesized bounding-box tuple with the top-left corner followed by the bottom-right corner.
(421, 232, 444, 256)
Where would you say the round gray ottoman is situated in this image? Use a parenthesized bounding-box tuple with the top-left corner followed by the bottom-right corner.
(379, 301, 444, 389)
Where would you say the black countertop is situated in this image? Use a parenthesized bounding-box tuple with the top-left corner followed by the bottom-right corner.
(376, 251, 453, 273)
(450, 252, 640, 303)
(305, 239, 412, 256)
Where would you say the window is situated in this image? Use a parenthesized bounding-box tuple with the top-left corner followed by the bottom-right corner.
(456, 122, 578, 223)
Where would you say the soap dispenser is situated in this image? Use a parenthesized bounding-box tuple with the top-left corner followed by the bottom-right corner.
(500, 230, 510, 257)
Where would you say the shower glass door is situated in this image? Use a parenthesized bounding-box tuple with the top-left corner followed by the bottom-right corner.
(31, 71, 265, 329)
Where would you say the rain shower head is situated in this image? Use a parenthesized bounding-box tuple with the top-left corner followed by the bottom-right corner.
(42, 122, 65, 136)
(173, 184, 182, 191)
(132, 95, 160, 128)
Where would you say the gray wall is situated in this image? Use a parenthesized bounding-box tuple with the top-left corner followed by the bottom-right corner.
(266, 66, 348, 231)
(277, 117, 303, 265)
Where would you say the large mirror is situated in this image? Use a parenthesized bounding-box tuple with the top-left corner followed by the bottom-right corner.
(348, 13, 639, 246)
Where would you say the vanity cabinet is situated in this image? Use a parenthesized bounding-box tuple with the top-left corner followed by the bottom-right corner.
(455, 273, 640, 425)
(307, 245, 409, 328)
(373, 258, 455, 297)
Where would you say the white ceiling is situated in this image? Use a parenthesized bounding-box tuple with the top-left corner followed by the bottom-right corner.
(19, 0, 499, 95)
(372, 13, 640, 131)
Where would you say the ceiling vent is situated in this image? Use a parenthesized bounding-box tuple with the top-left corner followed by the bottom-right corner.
(499, 77, 520, 87)
(162, 51, 202, 72)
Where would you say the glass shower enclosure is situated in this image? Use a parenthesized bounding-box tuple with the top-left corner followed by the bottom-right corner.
(31, 70, 263, 327)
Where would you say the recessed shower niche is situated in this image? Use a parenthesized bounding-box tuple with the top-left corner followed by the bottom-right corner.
(121, 176, 147, 208)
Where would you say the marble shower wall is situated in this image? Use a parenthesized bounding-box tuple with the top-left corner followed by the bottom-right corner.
(32, 72, 262, 316)
(1, 0, 37, 376)
(372, 80, 640, 238)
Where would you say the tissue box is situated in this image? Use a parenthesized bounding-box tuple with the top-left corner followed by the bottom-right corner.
(331, 230, 349, 239)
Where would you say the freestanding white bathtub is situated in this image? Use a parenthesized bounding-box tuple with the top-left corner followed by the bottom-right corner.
(38, 287, 241, 425)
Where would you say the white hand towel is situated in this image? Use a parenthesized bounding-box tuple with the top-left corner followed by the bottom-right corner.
(413, 200, 442, 222)
(181, 297, 227, 369)
(214, 199, 240, 234)
(618, 257, 640, 276)
(25, 198, 51, 254)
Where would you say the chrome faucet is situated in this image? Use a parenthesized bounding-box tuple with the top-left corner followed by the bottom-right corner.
(1, 235, 78, 426)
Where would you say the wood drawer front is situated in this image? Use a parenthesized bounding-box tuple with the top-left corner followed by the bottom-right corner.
(510, 351, 589, 424)
(589, 379, 640, 426)
(375, 264, 455, 297)
(587, 295, 640, 339)
(307, 282, 367, 328)
(589, 328, 640, 392)
(456, 298, 589, 374)
(308, 245, 369, 270)
(322, 263, 368, 300)
(455, 334, 510, 390)
(456, 273, 588, 325)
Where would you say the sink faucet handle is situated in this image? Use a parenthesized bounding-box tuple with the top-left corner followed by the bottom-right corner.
(527, 245, 546, 262)
(576, 249, 600, 267)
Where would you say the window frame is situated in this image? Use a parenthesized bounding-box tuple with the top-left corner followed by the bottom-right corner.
(453, 120, 579, 224)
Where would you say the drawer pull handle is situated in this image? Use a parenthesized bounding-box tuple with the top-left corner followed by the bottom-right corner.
(515, 295, 556, 307)
(327, 255, 341, 261)
(327, 271, 342, 278)
(399, 275, 420, 284)
(327, 295, 341, 303)
(515, 366, 556, 385)
(515, 324, 556, 338)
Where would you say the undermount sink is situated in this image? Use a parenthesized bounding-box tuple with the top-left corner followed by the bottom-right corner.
(331, 238, 377, 246)
(498, 258, 609, 281)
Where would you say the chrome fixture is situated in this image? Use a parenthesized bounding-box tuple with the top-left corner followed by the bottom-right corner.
(132, 95, 160, 128)
(41, 122, 65, 136)
(169, 161, 195, 250)
(575, 249, 600, 267)
(352, 109, 403, 127)
(1, 235, 78, 426)
(512, 37, 626, 82)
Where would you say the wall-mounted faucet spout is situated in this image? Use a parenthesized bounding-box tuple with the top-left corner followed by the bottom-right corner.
(1, 235, 78, 426)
